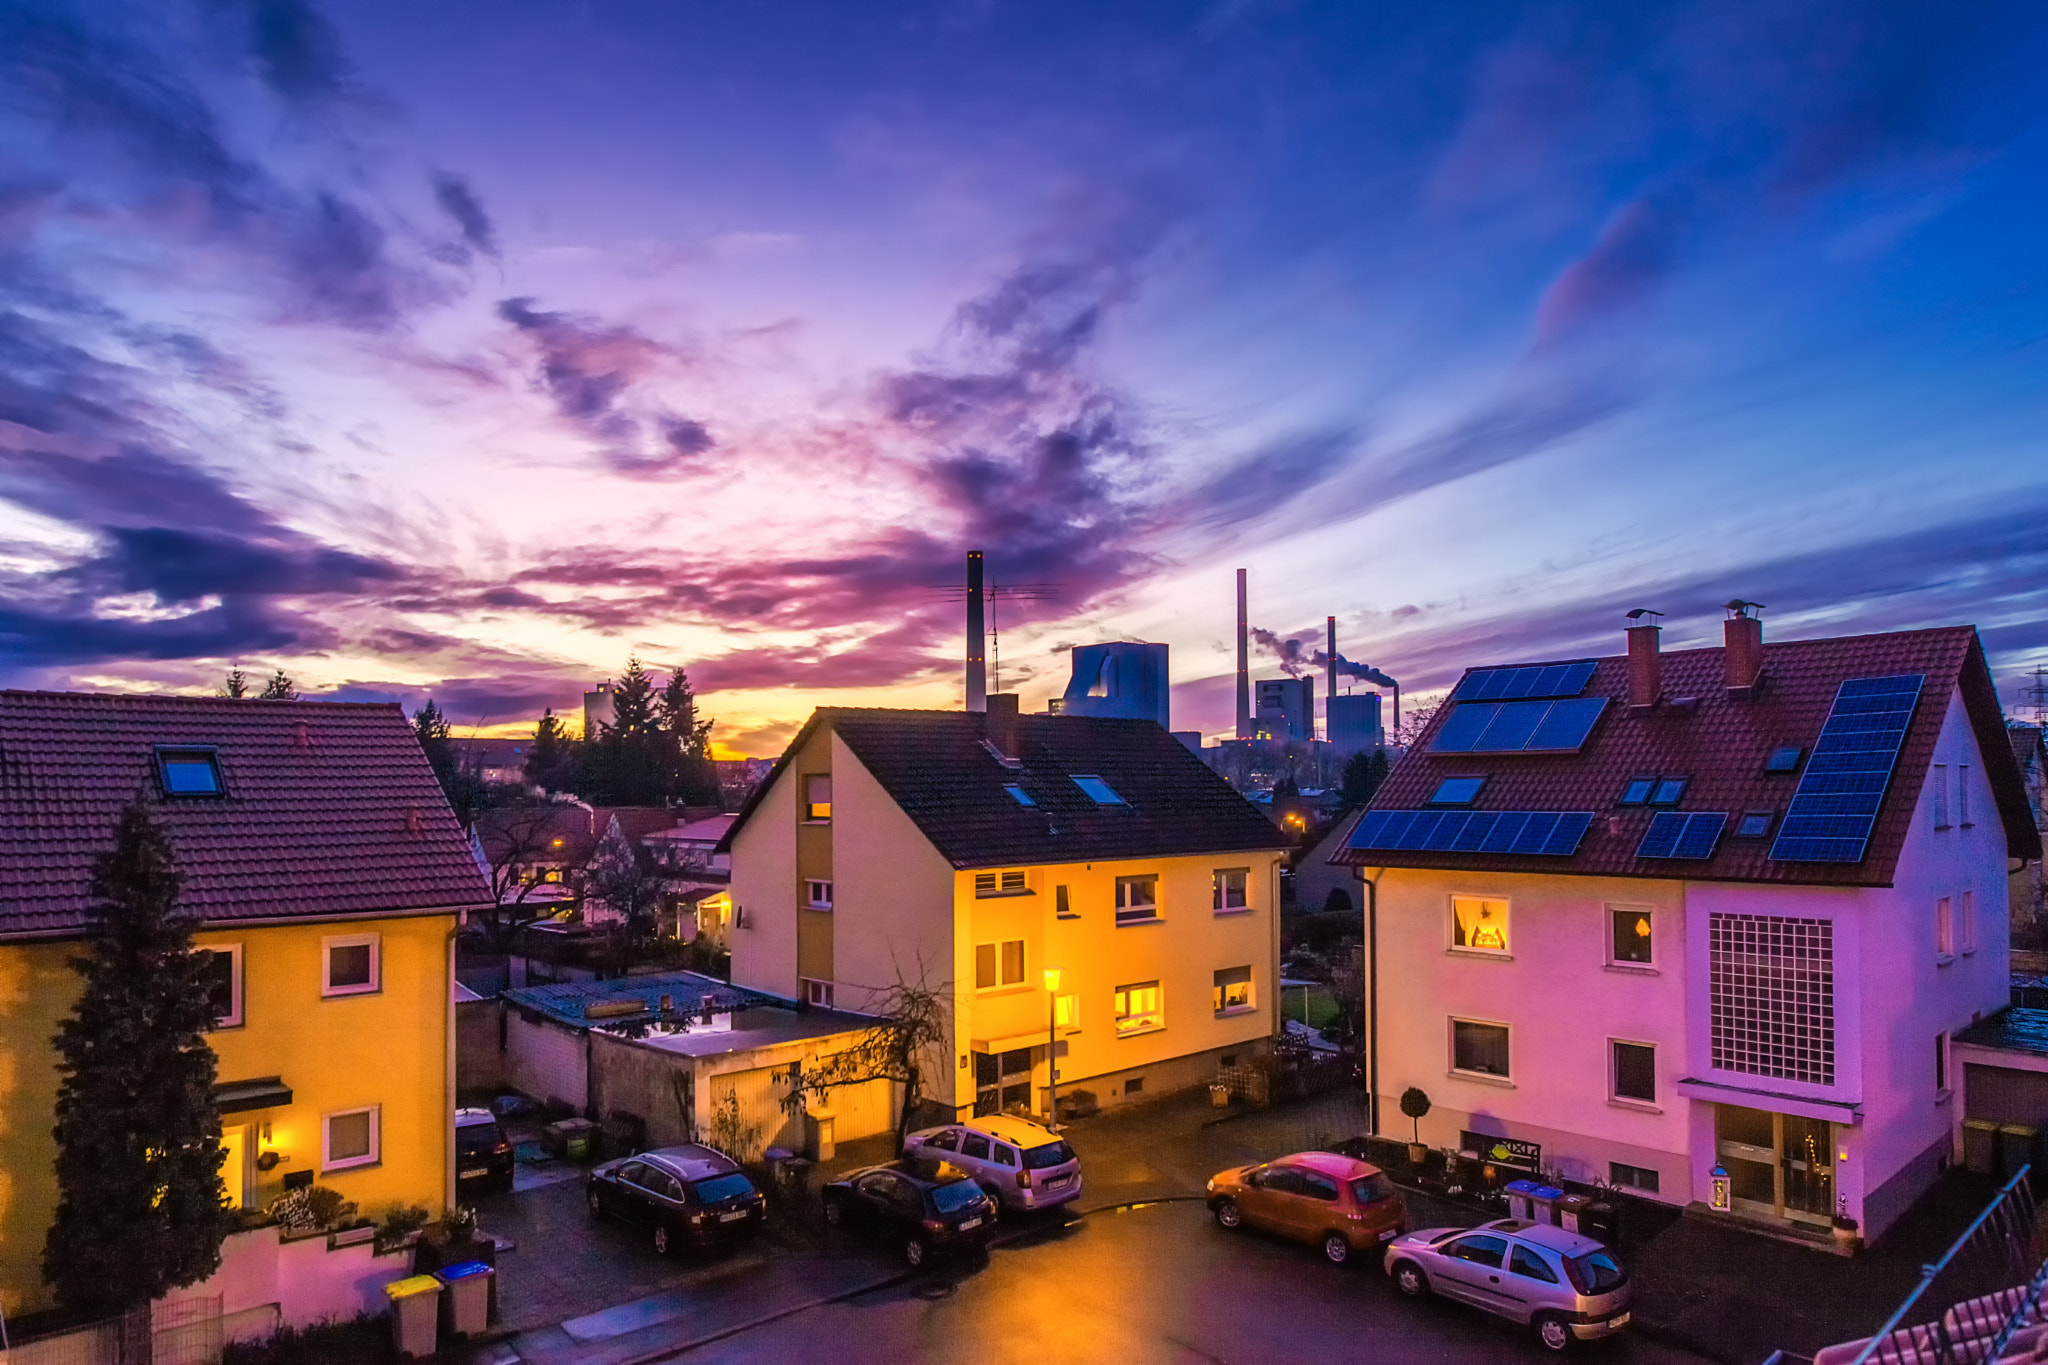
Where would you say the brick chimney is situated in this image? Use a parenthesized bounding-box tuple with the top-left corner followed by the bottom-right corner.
(1724, 600, 1765, 697)
(1626, 611, 1663, 712)
(986, 692, 1020, 758)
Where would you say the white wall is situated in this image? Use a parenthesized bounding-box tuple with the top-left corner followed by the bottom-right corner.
(158, 1224, 412, 1337)
(730, 747, 800, 998)
(501, 1009, 587, 1110)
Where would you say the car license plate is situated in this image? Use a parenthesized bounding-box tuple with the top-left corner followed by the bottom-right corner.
(959, 1217, 982, 1230)
(1378, 1228, 1397, 1241)
(459, 1168, 488, 1179)
(718, 1210, 748, 1222)
(1044, 1175, 1070, 1188)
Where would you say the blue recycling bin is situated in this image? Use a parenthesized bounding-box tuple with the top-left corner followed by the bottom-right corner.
(434, 1260, 494, 1338)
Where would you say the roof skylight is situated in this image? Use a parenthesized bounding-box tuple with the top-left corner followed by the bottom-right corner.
(1427, 777, 1486, 806)
(1071, 775, 1125, 806)
(156, 747, 223, 797)
(1003, 783, 1036, 807)
(1764, 746, 1804, 773)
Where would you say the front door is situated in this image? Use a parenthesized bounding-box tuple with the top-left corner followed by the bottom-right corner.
(1781, 1114, 1835, 1226)
(1715, 1104, 1833, 1227)
(219, 1125, 250, 1209)
(973, 1049, 1035, 1116)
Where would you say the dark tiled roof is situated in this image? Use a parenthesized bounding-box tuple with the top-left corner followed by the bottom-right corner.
(1336, 625, 2039, 886)
(723, 708, 1291, 869)
(601, 807, 679, 846)
(1954, 1007, 2048, 1058)
(0, 691, 493, 938)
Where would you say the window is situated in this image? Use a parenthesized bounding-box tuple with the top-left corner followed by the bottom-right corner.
(1003, 783, 1035, 807)
(1071, 775, 1125, 806)
(803, 978, 834, 1008)
(1612, 1040, 1656, 1103)
(1114, 981, 1163, 1036)
(1609, 907, 1653, 966)
(1709, 913, 1835, 1085)
(1213, 966, 1254, 1015)
(1428, 777, 1486, 806)
(1124, 1076, 1144, 1095)
(990, 1143, 1018, 1168)
(1765, 746, 1804, 773)
(1054, 884, 1073, 917)
(1649, 778, 1687, 806)
(1299, 1171, 1339, 1201)
(961, 1132, 991, 1160)
(1619, 777, 1655, 806)
(1451, 1018, 1510, 1078)
(1115, 875, 1159, 925)
(1735, 811, 1775, 839)
(1445, 1234, 1507, 1268)
(1610, 1161, 1661, 1194)
(156, 746, 224, 796)
(196, 945, 243, 1028)
(321, 934, 380, 997)
(1936, 897, 1954, 959)
(1451, 896, 1510, 954)
(806, 880, 833, 910)
(974, 940, 1026, 990)
(1962, 891, 1977, 954)
(1936, 1032, 1949, 1094)
(1959, 766, 1971, 826)
(804, 774, 832, 822)
(1510, 1246, 1559, 1283)
(322, 1106, 380, 1171)
(974, 870, 1028, 896)
(1054, 993, 1079, 1031)
(1932, 764, 1949, 828)
(1213, 868, 1249, 912)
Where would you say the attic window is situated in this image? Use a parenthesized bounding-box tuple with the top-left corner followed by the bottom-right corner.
(1619, 777, 1655, 806)
(156, 747, 224, 797)
(1427, 777, 1486, 806)
(1648, 779, 1687, 807)
(1071, 775, 1125, 806)
(1764, 746, 1804, 773)
(1003, 783, 1036, 807)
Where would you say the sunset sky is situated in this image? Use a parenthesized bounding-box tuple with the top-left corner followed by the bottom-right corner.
(5, 0, 2047, 755)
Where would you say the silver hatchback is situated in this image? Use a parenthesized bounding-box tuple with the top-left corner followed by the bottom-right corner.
(902, 1115, 1082, 1214)
(1384, 1218, 1631, 1352)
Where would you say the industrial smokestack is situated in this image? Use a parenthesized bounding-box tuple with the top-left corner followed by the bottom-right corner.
(966, 550, 987, 712)
(1235, 569, 1251, 739)
(1326, 616, 1338, 742)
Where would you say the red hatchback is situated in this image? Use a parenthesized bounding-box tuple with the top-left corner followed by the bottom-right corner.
(1206, 1151, 1408, 1266)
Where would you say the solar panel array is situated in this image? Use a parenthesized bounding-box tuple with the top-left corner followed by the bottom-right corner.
(1454, 660, 1599, 701)
(1431, 696, 1609, 753)
(1769, 674, 1924, 864)
(1637, 811, 1728, 860)
(1349, 808, 1595, 857)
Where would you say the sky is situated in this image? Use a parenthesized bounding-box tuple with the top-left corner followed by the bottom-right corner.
(4, 0, 2048, 756)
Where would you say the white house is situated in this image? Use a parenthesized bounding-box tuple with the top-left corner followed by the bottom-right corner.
(1336, 609, 2039, 1242)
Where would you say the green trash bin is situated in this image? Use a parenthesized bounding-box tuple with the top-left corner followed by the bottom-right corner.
(1999, 1124, 2042, 1182)
(384, 1275, 442, 1359)
(435, 1260, 494, 1338)
(1963, 1119, 2000, 1174)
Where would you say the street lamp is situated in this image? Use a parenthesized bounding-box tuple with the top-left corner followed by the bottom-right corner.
(1043, 966, 1062, 1129)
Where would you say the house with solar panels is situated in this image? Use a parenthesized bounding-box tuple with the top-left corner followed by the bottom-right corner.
(1333, 607, 2040, 1242)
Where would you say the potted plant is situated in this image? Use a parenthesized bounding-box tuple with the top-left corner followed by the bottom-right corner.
(1399, 1087, 1432, 1167)
(1832, 1199, 1861, 1252)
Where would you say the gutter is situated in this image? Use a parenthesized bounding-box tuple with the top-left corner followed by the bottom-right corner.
(0, 901, 496, 944)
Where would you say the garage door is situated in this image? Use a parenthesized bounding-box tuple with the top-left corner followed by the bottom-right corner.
(707, 1064, 805, 1160)
(1965, 1063, 2048, 1126)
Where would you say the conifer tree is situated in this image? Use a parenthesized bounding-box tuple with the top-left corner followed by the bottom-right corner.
(217, 667, 249, 699)
(658, 668, 720, 806)
(45, 801, 232, 1315)
(526, 707, 577, 790)
(257, 669, 299, 700)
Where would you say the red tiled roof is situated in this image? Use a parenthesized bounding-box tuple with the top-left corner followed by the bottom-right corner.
(600, 807, 680, 846)
(1336, 625, 2039, 885)
(0, 692, 493, 938)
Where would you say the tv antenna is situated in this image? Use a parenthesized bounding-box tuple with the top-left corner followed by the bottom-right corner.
(927, 571, 1060, 696)
(2022, 665, 2048, 727)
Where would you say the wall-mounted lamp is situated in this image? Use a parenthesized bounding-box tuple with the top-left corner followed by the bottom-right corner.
(255, 1121, 287, 1170)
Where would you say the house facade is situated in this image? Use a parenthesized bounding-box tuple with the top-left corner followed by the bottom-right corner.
(0, 693, 491, 1319)
(720, 696, 1291, 1121)
(1336, 614, 2038, 1242)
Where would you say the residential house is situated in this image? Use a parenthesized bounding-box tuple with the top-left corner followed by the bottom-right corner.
(0, 693, 491, 1319)
(719, 695, 1292, 1122)
(1334, 613, 2038, 1243)
(642, 814, 736, 947)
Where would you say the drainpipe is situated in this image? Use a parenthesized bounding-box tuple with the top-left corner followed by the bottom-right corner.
(1354, 867, 1380, 1136)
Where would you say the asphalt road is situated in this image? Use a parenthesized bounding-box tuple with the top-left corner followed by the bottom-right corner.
(676, 1200, 1718, 1365)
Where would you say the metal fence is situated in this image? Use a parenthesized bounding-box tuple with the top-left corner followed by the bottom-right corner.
(0, 1294, 269, 1365)
(0, 1307, 150, 1365)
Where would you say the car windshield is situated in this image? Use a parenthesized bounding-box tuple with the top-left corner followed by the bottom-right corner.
(456, 1125, 500, 1152)
(692, 1173, 755, 1205)
(1023, 1140, 1075, 1170)
(1565, 1249, 1628, 1295)
(930, 1181, 984, 1214)
(1349, 1173, 1393, 1204)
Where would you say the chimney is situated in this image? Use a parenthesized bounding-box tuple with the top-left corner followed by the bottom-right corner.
(965, 549, 987, 712)
(1326, 616, 1338, 741)
(1724, 600, 1766, 697)
(1625, 610, 1664, 711)
(1235, 568, 1251, 739)
(986, 692, 1020, 758)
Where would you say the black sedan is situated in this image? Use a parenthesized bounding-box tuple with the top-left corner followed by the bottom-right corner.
(587, 1144, 766, 1255)
(822, 1161, 996, 1268)
(455, 1109, 515, 1194)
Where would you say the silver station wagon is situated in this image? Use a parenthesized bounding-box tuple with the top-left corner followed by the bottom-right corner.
(902, 1115, 1083, 1214)
(1384, 1217, 1632, 1352)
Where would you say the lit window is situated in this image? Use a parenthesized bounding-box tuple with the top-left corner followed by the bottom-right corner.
(1072, 775, 1125, 806)
(806, 880, 833, 910)
(804, 774, 832, 823)
(156, 746, 223, 796)
(1213, 966, 1254, 1015)
(1764, 746, 1803, 773)
(1451, 896, 1509, 954)
(1003, 784, 1035, 807)
(1735, 811, 1775, 839)
(975, 940, 1026, 990)
(322, 934, 380, 997)
(1054, 884, 1073, 917)
(1451, 1019, 1510, 1077)
(1114, 981, 1163, 1036)
(1115, 875, 1159, 925)
(1054, 993, 1079, 1031)
(322, 1106, 380, 1171)
(196, 944, 243, 1029)
(1936, 897, 1954, 959)
(1428, 777, 1486, 806)
(803, 978, 835, 1008)
(1612, 1040, 1656, 1103)
(1213, 868, 1249, 912)
(1618, 777, 1655, 806)
(1649, 778, 1687, 806)
(1609, 907, 1652, 966)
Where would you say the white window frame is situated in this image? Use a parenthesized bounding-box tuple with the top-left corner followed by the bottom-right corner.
(1449, 1016, 1512, 1082)
(1212, 966, 1255, 1016)
(802, 977, 835, 1008)
(973, 870, 1029, 897)
(1113, 981, 1164, 1037)
(1607, 905, 1655, 970)
(806, 879, 834, 911)
(1213, 868, 1250, 914)
(321, 1105, 381, 1172)
(1114, 875, 1159, 925)
(1936, 896, 1955, 963)
(1610, 1038, 1658, 1107)
(974, 939, 1027, 992)
(321, 933, 381, 998)
(197, 942, 244, 1029)
(803, 774, 832, 823)
(1449, 895, 1511, 957)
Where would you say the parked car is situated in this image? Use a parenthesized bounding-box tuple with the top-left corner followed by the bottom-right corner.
(1206, 1151, 1408, 1265)
(822, 1160, 997, 1268)
(1384, 1218, 1632, 1352)
(586, 1144, 766, 1255)
(455, 1108, 515, 1194)
(902, 1115, 1082, 1214)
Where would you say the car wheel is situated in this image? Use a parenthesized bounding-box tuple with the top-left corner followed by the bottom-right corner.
(978, 1185, 1003, 1219)
(823, 1198, 843, 1228)
(904, 1236, 928, 1269)
(1391, 1260, 1429, 1298)
(1534, 1313, 1574, 1353)
(1322, 1232, 1351, 1266)
(1214, 1198, 1243, 1230)
(653, 1222, 672, 1256)
(587, 1188, 604, 1219)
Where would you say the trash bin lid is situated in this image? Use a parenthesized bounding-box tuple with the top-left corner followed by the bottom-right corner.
(435, 1261, 492, 1281)
(1555, 1194, 1592, 1207)
(1503, 1179, 1540, 1195)
(1534, 1186, 1564, 1200)
(763, 1147, 792, 1161)
(385, 1275, 442, 1299)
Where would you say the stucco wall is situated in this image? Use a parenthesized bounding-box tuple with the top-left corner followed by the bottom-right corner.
(729, 734, 803, 999)
(0, 941, 80, 1319)
(161, 1224, 412, 1336)
(501, 1008, 588, 1112)
(457, 998, 504, 1095)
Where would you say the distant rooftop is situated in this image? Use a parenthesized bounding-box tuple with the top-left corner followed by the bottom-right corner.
(500, 969, 877, 1055)
(1955, 1007, 2048, 1058)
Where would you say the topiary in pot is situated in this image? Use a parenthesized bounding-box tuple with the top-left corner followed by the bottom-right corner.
(1399, 1087, 1432, 1167)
